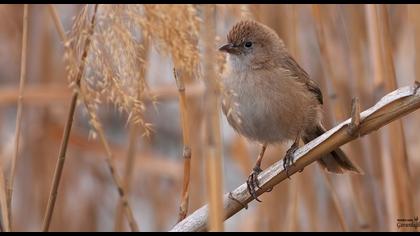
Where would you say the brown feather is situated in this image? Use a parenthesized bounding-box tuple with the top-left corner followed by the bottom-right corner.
(220, 19, 362, 175)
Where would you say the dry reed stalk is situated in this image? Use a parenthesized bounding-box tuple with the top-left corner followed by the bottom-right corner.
(320, 172, 348, 231)
(408, 6, 420, 194)
(312, 5, 345, 119)
(170, 83, 420, 232)
(257, 5, 288, 42)
(298, 168, 319, 231)
(345, 98, 371, 230)
(379, 5, 398, 91)
(0, 82, 204, 107)
(300, 6, 334, 129)
(113, 105, 139, 232)
(330, 6, 380, 230)
(347, 5, 387, 230)
(377, 5, 415, 231)
(365, 6, 400, 231)
(186, 84, 206, 219)
(316, 5, 387, 231)
(148, 177, 173, 231)
(202, 4, 224, 232)
(409, 5, 420, 82)
(42, 4, 99, 232)
(47, 5, 67, 53)
(173, 69, 193, 222)
(32, 7, 56, 230)
(286, 4, 299, 58)
(7, 4, 29, 231)
(311, 5, 363, 231)
(346, 5, 370, 105)
(286, 177, 299, 231)
(271, 189, 288, 231)
(0, 161, 10, 232)
(366, 5, 385, 90)
(0, 85, 71, 106)
(46, 122, 183, 180)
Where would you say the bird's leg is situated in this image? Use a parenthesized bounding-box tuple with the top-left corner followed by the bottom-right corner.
(283, 133, 301, 179)
(246, 144, 267, 202)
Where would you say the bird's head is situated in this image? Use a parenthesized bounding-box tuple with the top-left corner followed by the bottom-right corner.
(219, 20, 285, 69)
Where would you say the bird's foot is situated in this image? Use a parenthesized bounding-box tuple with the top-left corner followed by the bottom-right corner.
(283, 144, 298, 179)
(246, 166, 263, 202)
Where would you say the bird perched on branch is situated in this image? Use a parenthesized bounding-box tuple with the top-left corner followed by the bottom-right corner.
(219, 19, 362, 201)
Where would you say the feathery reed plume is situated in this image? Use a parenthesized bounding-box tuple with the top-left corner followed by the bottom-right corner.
(132, 4, 201, 79)
(66, 6, 201, 230)
(63, 5, 202, 229)
(65, 5, 149, 137)
(59, 5, 141, 231)
(7, 4, 29, 231)
(114, 37, 150, 232)
(65, 4, 200, 137)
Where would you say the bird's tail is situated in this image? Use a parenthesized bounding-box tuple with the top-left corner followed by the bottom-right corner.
(302, 124, 363, 174)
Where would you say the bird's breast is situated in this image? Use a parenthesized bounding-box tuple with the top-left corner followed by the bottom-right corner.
(222, 68, 321, 144)
(223, 70, 288, 143)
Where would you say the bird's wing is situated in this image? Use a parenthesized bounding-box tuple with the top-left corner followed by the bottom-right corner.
(282, 54, 323, 105)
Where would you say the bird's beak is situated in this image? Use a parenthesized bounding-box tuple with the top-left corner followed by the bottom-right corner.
(218, 43, 238, 54)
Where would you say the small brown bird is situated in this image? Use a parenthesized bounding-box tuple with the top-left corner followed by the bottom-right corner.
(219, 20, 361, 201)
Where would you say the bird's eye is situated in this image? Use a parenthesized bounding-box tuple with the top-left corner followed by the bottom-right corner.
(244, 42, 253, 48)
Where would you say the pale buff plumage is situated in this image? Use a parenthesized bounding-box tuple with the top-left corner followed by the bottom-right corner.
(222, 52, 322, 144)
(220, 20, 361, 178)
(221, 20, 322, 144)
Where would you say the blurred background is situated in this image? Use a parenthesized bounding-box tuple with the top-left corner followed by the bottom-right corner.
(0, 4, 419, 232)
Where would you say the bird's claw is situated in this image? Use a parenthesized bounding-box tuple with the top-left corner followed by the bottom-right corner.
(246, 166, 263, 202)
(283, 145, 298, 179)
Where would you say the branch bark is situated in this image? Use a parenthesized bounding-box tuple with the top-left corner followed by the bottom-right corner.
(170, 82, 420, 232)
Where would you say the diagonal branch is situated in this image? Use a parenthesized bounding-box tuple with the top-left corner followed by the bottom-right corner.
(170, 82, 420, 232)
